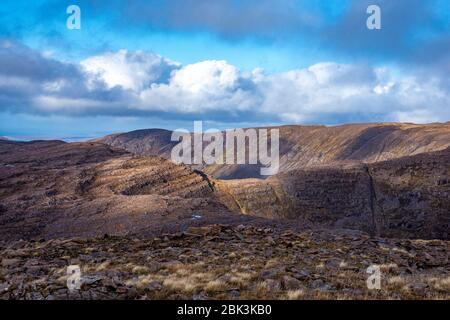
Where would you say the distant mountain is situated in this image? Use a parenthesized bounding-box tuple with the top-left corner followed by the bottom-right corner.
(96, 122, 450, 179)
(0, 137, 9, 141)
(93, 129, 176, 158)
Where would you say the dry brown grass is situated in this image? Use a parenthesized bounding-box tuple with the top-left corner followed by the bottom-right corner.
(162, 276, 198, 293)
(285, 290, 304, 300)
(204, 280, 228, 293)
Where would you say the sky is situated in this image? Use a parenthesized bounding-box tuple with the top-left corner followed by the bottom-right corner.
(0, 0, 449, 140)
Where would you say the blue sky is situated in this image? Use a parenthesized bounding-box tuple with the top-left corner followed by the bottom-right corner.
(0, 0, 449, 139)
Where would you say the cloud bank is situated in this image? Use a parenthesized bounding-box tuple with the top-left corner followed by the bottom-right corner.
(1, 40, 449, 125)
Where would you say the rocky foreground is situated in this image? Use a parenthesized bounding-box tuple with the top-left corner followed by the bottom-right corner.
(1, 225, 448, 300)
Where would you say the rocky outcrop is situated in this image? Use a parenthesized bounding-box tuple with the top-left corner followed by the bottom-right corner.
(0, 225, 448, 300)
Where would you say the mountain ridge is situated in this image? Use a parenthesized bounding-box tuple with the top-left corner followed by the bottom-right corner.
(95, 122, 450, 179)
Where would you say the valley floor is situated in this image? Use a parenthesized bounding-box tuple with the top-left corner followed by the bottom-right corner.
(1, 224, 448, 300)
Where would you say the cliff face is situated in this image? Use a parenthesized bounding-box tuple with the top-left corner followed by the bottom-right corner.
(95, 123, 450, 179)
(216, 147, 450, 239)
(367, 148, 450, 239)
(216, 169, 378, 234)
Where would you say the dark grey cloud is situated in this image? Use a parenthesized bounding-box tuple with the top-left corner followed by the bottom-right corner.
(324, 0, 450, 62)
(3, 0, 448, 67)
(0, 41, 80, 81)
(114, 0, 449, 65)
(0, 40, 134, 114)
(121, 0, 315, 39)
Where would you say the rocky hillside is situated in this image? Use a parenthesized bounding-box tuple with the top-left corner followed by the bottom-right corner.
(95, 123, 450, 179)
(1, 139, 449, 241)
(0, 140, 257, 241)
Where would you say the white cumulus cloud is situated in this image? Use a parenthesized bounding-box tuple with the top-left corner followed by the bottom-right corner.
(81, 50, 180, 91)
